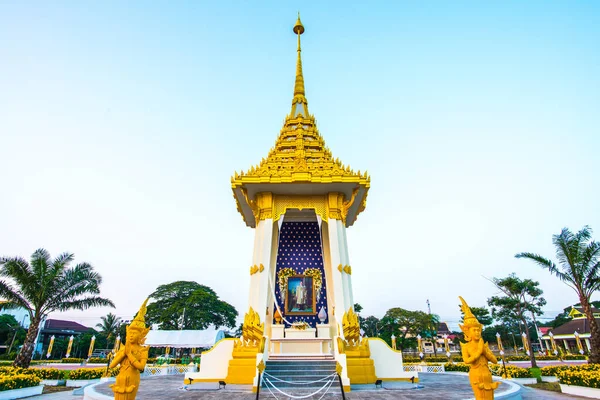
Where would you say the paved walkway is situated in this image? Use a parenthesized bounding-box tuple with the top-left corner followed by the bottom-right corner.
(29, 373, 591, 400)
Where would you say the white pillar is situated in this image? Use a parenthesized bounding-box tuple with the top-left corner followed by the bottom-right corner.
(337, 220, 354, 309)
(323, 220, 347, 338)
(563, 339, 570, 351)
(248, 219, 275, 324)
(586, 338, 591, 352)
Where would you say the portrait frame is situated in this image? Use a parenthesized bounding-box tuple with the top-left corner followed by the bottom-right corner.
(284, 275, 316, 316)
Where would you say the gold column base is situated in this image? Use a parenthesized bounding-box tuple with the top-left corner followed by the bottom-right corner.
(346, 356, 377, 385)
(225, 349, 259, 385)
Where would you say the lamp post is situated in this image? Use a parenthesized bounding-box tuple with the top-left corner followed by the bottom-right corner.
(574, 331, 585, 355)
(522, 332, 530, 356)
(417, 334, 424, 363)
(549, 332, 558, 356)
(496, 333, 507, 378)
(443, 334, 450, 359)
(510, 332, 518, 355)
(46, 335, 55, 359)
(65, 335, 74, 358)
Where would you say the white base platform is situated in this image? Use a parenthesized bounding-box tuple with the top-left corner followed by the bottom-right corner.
(270, 338, 332, 356)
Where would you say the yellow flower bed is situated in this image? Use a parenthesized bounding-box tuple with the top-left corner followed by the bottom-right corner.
(443, 363, 532, 378)
(556, 365, 600, 388)
(68, 367, 119, 380)
(0, 373, 41, 392)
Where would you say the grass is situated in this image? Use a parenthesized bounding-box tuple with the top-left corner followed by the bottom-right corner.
(524, 382, 561, 393)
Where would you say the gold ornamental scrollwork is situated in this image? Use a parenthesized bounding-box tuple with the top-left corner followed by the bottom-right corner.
(343, 265, 352, 275)
(272, 195, 328, 222)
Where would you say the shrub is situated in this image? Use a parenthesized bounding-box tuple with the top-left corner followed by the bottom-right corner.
(443, 362, 469, 372)
(557, 368, 600, 388)
(404, 355, 462, 363)
(0, 374, 41, 392)
(490, 364, 532, 378)
(564, 354, 587, 360)
(61, 358, 84, 363)
(506, 355, 530, 361)
(540, 365, 573, 376)
(28, 368, 66, 380)
(68, 367, 119, 380)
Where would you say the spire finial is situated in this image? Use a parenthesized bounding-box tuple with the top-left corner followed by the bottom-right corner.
(293, 14, 305, 97)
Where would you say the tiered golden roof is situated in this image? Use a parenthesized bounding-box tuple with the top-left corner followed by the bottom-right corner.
(231, 15, 370, 228)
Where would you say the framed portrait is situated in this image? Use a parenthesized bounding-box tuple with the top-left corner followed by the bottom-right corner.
(285, 275, 316, 315)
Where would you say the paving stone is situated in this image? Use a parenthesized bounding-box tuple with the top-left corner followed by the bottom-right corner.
(81, 373, 588, 399)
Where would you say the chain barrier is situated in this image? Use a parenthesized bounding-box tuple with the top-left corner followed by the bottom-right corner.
(263, 374, 336, 400)
(262, 372, 337, 385)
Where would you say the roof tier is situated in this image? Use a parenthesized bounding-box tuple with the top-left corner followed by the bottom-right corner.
(231, 16, 370, 228)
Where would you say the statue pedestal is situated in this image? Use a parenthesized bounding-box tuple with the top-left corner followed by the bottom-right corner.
(270, 338, 332, 356)
(317, 324, 330, 339)
(285, 328, 316, 339)
(271, 324, 285, 339)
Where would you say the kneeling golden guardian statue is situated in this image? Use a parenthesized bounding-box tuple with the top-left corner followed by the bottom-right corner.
(110, 299, 150, 400)
(459, 296, 500, 400)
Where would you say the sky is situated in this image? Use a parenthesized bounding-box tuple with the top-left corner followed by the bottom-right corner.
(1, 1, 599, 332)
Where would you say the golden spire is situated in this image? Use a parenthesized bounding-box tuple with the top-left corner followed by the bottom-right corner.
(293, 13, 305, 97)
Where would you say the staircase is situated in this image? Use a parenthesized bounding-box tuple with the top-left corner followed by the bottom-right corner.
(261, 358, 340, 390)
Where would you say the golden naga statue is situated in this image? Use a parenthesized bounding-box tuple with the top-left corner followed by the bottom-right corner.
(342, 307, 361, 345)
(340, 307, 375, 384)
(236, 306, 264, 348)
(110, 299, 151, 400)
(459, 296, 500, 400)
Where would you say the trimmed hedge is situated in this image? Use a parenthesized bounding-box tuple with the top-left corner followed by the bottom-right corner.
(68, 367, 119, 380)
(443, 362, 533, 378)
(404, 356, 463, 363)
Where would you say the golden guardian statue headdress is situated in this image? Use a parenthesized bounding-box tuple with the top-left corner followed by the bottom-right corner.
(458, 296, 482, 340)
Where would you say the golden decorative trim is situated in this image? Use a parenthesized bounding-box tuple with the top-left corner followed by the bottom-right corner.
(337, 337, 346, 354)
(257, 360, 266, 373)
(272, 195, 328, 222)
(336, 361, 343, 375)
(337, 264, 343, 273)
(343, 265, 352, 275)
(259, 264, 264, 273)
(250, 265, 259, 275)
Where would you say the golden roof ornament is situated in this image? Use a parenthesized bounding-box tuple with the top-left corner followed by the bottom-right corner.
(231, 15, 370, 228)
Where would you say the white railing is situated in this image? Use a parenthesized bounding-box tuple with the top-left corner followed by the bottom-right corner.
(403, 364, 445, 373)
(142, 364, 197, 377)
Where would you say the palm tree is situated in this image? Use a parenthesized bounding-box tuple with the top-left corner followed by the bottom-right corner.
(96, 313, 121, 348)
(516, 226, 600, 363)
(0, 249, 114, 367)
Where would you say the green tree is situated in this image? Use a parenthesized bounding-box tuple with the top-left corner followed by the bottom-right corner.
(460, 306, 493, 327)
(380, 308, 435, 351)
(146, 281, 237, 330)
(96, 313, 121, 349)
(488, 273, 546, 368)
(516, 226, 600, 363)
(361, 316, 382, 338)
(0, 249, 114, 367)
(0, 314, 26, 354)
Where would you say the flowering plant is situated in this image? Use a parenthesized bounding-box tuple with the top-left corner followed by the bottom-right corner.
(0, 373, 41, 392)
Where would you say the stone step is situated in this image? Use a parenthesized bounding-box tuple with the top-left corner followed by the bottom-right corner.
(265, 370, 336, 376)
(261, 377, 341, 389)
(265, 365, 336, 370)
